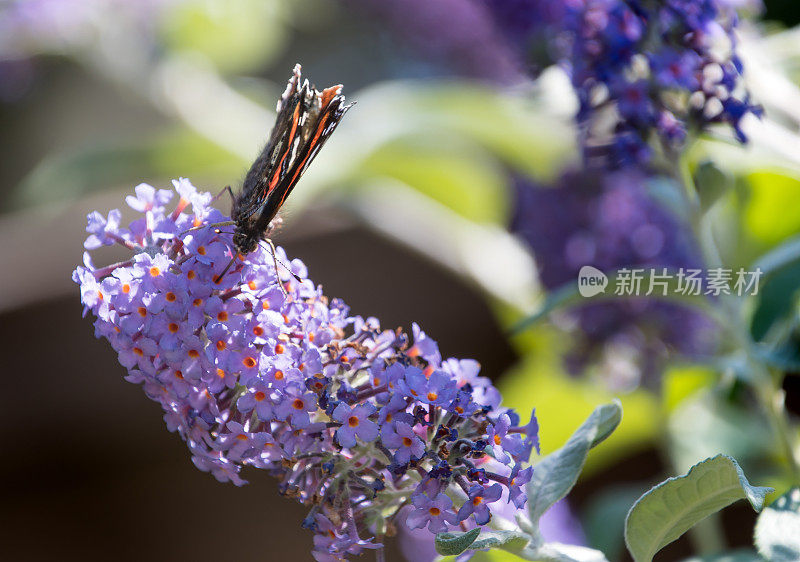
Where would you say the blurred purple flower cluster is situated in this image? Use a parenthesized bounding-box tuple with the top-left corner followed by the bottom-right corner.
(73, 179, 540, 561)
(348, 0, 760, 166)
(511, 170, 716, 387)
(486, 0, 761, 166)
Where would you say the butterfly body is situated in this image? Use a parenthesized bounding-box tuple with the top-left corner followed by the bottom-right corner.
(231, 64, 352, 255)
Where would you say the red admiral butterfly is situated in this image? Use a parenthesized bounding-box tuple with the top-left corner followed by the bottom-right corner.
(206, 64, 352, 283)
(231, 63, 353, 255)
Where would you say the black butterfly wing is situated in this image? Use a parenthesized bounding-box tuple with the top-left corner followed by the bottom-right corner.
(232, 64, 351, 231)
(232, 65, 304, 222)
(251, 86, 352, 233)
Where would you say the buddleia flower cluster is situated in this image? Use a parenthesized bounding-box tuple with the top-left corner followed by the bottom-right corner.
(484, 0, 762, 167)
(72, 179, 540, 561)
(557, 0, 761, 166)
(510, 169, 715, 388)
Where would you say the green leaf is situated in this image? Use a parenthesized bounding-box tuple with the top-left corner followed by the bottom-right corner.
(470, 531, 530, 554)
(435, 528, 481, 556)
(624, 455, 773, 562)
(519, 542, 610, 561)
(694, 161, 734, 213)
(527, 401, 622, 524)
(751, 234, 800, 278)
(754, 487, 800, 562)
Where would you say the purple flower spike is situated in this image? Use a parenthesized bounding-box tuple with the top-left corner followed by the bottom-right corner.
(481, 0, 759, 166)
(458, 484, 504, 526)
(74, 179, 540, 561)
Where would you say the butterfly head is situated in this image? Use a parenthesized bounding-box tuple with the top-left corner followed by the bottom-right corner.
(232, 228, 260, 255)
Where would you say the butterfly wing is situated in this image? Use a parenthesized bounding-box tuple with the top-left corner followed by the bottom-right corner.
(232, 65, 304, 222)
(232, 64, 352, 232)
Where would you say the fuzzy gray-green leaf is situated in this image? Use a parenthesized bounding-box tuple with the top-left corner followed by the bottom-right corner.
(625, 455, 772, 562)
(435, 528, 481, 556)
(527, 401, 622, 524)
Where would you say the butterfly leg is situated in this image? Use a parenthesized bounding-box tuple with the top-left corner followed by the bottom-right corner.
(262, 238, 304, 296)
(262, 238, 289, 296)
(211, 185, 235, 204)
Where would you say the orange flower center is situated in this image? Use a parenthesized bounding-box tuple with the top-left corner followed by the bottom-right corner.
(217, 311, 228, 322)
(122, 284, 130, 294)
(243, 357, 256, 368)
(292, 399, 305, 410)
(149, 267, 160, 277)
(165, 292, 176, 302)
(494, 435, 501, 446)
(254, 391, 266, 401)
(275, 343, 285, 354)
(429, 507, 441, 516)
(402, 437, 413, 447)
(472, 497, 483, 506)
(348, 416, 360, 428)
(168, 323, 179, 333)
(188, 349, 199, 358)
(427, 392, 438, 402)
(216, 340, 226, 351)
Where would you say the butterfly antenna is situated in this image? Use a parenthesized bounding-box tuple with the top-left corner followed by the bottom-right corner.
(179, 220, 236, 238)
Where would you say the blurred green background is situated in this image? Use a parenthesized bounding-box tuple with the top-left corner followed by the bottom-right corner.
(3, 1, 800, 561)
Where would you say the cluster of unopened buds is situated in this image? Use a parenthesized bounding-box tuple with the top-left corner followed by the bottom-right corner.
(73, 179, 539, 561)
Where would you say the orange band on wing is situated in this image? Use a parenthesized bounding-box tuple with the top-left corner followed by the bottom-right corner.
(277, 112, 332, 208)
(263, 101, 301, 198)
